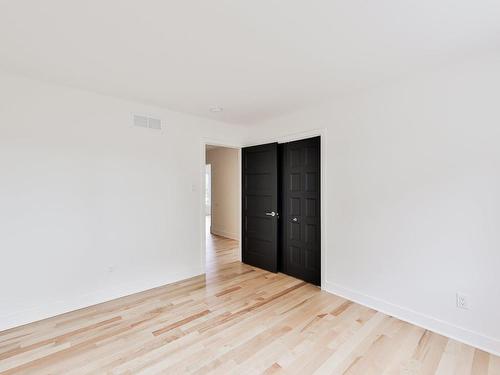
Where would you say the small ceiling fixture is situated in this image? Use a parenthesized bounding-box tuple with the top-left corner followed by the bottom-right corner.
(210, 106, 223, 113)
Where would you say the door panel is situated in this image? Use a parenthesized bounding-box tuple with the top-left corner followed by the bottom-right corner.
(282, 137, 321, 285)
(242, 143, 279, 272)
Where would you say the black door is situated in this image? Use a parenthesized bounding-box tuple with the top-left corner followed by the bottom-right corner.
(282, 137, 321, 285)
(242, 143, 279, 272)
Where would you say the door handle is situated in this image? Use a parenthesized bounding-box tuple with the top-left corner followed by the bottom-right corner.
(292, 217, 298, 222)
(265, 211, 277, 217)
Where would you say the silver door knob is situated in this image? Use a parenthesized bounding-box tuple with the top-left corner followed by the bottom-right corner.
(292, 217, 298, 222)
(265, 211, 276, 217)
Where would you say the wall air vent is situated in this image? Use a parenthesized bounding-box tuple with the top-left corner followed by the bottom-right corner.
(133, 114, 162, 130)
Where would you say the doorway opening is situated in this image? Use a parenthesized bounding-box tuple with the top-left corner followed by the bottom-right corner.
(205, 145, 241, 271)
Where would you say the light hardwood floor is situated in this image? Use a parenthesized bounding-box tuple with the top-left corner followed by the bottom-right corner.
(0, 230, 499, 374)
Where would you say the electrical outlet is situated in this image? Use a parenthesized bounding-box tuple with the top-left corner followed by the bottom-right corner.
(456, 293, 469, 310)
(108, 266, 115, 274)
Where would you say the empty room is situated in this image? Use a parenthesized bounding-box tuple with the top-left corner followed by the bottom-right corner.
(1, 1, 499, 374)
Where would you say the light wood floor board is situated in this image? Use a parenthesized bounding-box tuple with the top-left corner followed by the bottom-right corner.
(0, 231, 498, 374)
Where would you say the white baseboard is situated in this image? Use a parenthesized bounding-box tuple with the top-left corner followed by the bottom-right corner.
(211, 227, 239, 241)
(0, 266, 204, 332)
(323, 281, 500, 356)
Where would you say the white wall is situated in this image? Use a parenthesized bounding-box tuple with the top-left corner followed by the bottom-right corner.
(206, 147, 240, 240)
(2, 52, 500, 356)
(246, 53, 500, 355)
(0, 72, 247, 331)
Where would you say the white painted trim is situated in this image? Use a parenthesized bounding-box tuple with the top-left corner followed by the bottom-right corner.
(243, 128, 327, 147)
(0, 266, 204, 332)
(324, 281, 500, 356)
(210, 227, 240, 241)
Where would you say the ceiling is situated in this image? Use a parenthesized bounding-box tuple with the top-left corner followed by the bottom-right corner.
(1, 1, 499, 125)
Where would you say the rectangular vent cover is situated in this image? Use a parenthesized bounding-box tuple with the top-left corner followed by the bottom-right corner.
(133, 114, 162, 130)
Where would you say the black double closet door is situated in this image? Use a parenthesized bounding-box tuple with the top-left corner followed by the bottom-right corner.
(242, 136, 321, 286)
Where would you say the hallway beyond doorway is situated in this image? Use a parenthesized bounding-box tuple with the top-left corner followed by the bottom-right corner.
(206, 215, 239, 270)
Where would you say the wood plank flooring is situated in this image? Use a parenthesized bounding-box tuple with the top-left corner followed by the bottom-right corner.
(1, 231, 499, 374)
